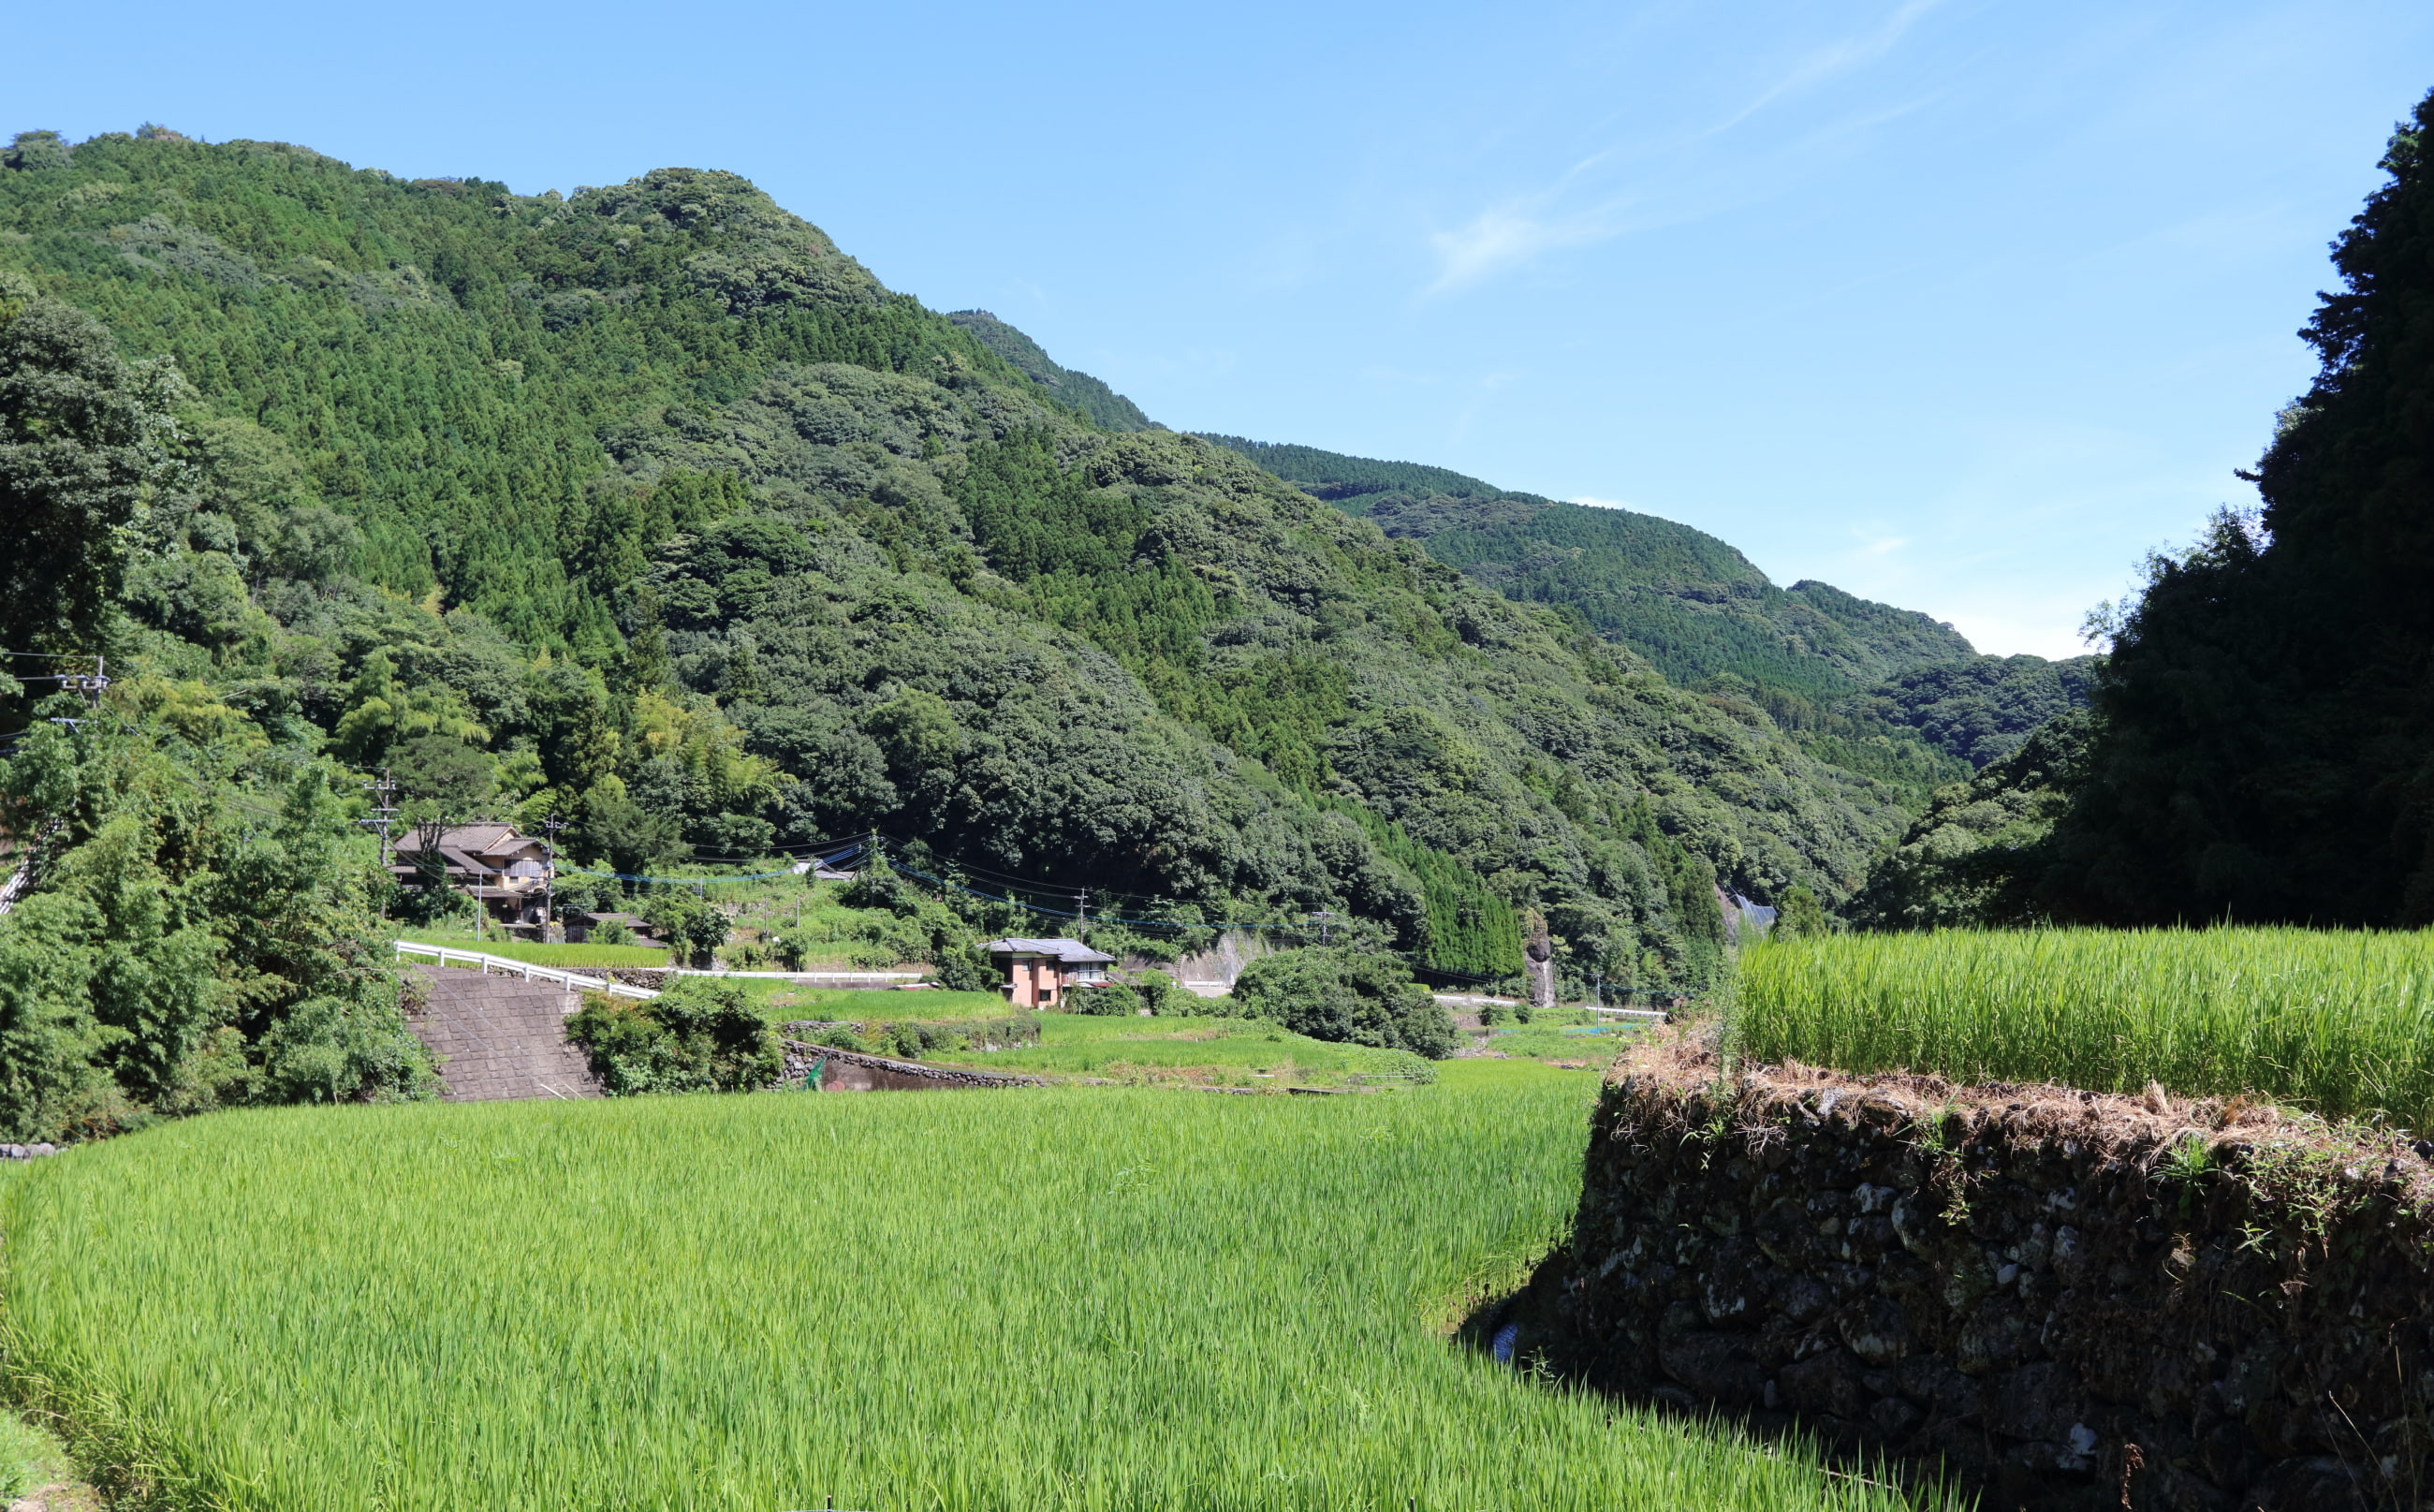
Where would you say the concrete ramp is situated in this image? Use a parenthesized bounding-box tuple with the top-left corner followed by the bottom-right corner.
(406, 965, 603, 1102)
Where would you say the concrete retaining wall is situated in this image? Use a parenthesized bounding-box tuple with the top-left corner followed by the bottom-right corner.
(1496, 1036, 2434, 1512)
(406, 965, 602, 1102)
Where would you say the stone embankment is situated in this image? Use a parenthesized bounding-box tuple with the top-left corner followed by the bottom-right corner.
(780, 1039, 1043, 1092)
(1493, 1035, 2434, 1511)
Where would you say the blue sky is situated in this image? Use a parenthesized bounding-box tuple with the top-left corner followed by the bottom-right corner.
(19, 1, 2434, 654)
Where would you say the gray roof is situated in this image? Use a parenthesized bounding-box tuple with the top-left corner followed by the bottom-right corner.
(983, 936, 1116, 964)
(394, 823, 544, 859)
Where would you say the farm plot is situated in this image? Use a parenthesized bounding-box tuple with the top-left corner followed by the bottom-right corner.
(0, 1070, 1913, 1512)
(1734, 926, 2434, 1128)
(933, 1012, 1435, 1086)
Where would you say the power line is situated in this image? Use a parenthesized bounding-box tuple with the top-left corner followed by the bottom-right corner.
(557, 861, 806, 885)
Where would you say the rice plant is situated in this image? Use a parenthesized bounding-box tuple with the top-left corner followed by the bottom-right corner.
(0, 1068, 1914, 1512)
(1734, 927, 2434, 1127)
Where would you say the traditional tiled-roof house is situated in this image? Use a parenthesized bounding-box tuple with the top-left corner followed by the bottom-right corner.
(392, 823, 553, 933)
(983, 937, 1115, 1008)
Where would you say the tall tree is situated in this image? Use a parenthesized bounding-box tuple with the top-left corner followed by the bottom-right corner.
(2049, 88, 2434, 923)
(0, 274, 185, 685)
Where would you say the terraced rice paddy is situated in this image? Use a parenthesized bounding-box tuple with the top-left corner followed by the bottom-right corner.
(394, 931, 672, 969)
(0, 1065, 1914, 1511)
(756, 986, 1012, 1021)
(939, 1013, 1438, 1085)
(1734, 926, 2434, 1128)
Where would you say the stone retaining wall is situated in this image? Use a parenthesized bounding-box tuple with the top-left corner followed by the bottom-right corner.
(779, 1040, 1043, 1092)
(1495, 1036, 2434, 1512)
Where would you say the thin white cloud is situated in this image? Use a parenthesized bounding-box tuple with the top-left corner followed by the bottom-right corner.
(1570, 494, 1631, 510)
(1426, 200, 1660, 296)
(1862, 535, 1909, 555)
(1710, 0, 1946, 135)
(1423, 0, 1946, 294)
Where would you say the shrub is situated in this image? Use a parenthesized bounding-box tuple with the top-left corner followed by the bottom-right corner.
(1130, 969, 1177, 1016)
(1070, 982, 1140, 1016)
(638, 890, 726, 967)
(565, 980, 780, 1094)
(929, 943, 994, 992)
(1231, 948, 1459, 1058)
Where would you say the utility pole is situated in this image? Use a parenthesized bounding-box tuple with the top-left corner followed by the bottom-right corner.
(542, 811, 565, 942)
(49, 654, 109, 727)
(1315, 909, 1333, 946)
(359, 766, 398, 921)
(1075, 888, 1088, 938)
(66, 654, 108, 710)
(359, 767, 398, 869)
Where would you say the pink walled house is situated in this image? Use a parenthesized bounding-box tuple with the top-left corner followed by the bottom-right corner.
(983, 937, 1115, 1008)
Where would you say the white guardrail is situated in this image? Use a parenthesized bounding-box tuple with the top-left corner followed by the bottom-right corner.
(391, 941, 659, 1000)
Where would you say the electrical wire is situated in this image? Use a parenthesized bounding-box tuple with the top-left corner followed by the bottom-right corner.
(887, 859, 1334, 933)
(557, 862, 804, 884)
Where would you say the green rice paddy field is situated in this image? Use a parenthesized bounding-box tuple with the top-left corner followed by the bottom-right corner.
(0, 1065, 1913, 1512)
(1735, 926, 2434, 1128)
(941, 1013, 1441, 1085)
(393, 930, 672, 969)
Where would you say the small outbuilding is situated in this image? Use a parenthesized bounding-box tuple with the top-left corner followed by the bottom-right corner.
(983, 937, 1115, 1008)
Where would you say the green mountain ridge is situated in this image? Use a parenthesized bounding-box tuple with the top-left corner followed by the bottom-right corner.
(1175, 432, 2086, 791)
(931, 314, 2075, 785)
(947, 310, 1158, 433)
(1189, 433, 1977, 697)
(0, 125, 1957, 1022)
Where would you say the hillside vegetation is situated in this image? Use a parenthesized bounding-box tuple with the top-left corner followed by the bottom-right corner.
(0, 123, 1963, 1073)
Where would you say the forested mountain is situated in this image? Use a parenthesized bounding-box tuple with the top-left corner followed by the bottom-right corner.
(0, 122, 1961, 1063)
(946, 310, 1157, 433)
(1854, 86, 2434, 927)
(959, 334, 2085, 785)
(1187, 432, 2069, 804)
(1195, 433, 1974, 696)
(1852, 654, 2098, 768)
